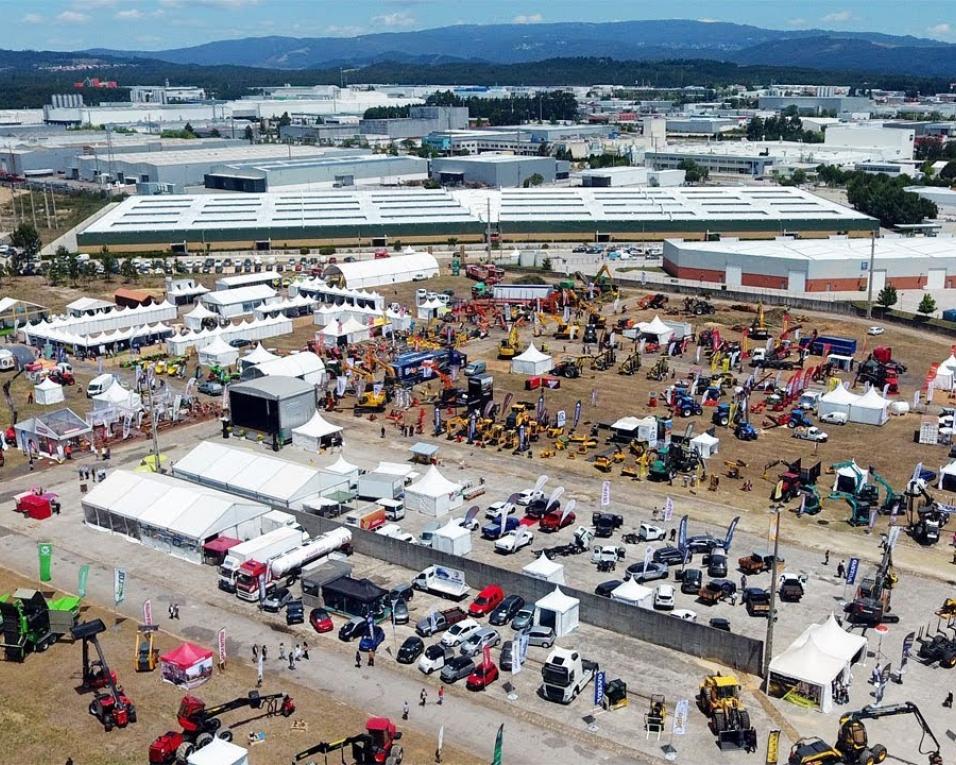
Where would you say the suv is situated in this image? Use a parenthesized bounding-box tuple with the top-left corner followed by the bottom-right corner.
(489, 594, 525, 626)
(262, 587, 294, 613)
(521, 625, 555, 648)
(680, 568, 703, 595)
(460, 627, 501, 657)
(338, 616, 366, 641)
(653, 546, 686, 566)
(706, 553, 728, 578)
(654, 585, 675, 611)
(626, 561, 668, 583)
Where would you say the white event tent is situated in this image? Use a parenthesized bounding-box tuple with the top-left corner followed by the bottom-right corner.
(404, 465, 463, 517)
(510, 343, 553, 376)
(183, 303, 220, 331)
(610, 579, 653, 606)
(243, 352, 325, 386)
(690, 432, 720, 458)
(523, 554, 565, 584)
(92, 381, 143, 413)
(239, 343, 280, 371)
(34, 377, 64, 406)
(817, 383, 858, 420)
(166, 316, 293, 357)
(320, 454, 361, 485)
(849, 387, 889, 426)
(198, 337, 240, 368)
(638, 315, 675, 344)
(292, 412, 343, 451)
(319, 317, 370, 344)
(534, 587, 579, 637)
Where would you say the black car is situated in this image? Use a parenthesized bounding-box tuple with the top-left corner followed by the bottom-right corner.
(709, 617, 731, 632)
(594, 579, 623, 598)
(499, 640, 514, 671)
(228, 338, 252, 349)
(489, 594, 525, 626)
(397, 636, 425, 664)
(524, 498, 554, 519)
(686, 534, 721, 555)
(440, 655, 476, 684)
(653, 546, 687, 566)
(338, 616, 366, 641)
(285, 599, 304, 625)
(706, 553, 728, 578)
(679, 568, 703, 594)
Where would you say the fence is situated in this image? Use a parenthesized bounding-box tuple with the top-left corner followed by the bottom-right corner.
(293, 511, 764, 676)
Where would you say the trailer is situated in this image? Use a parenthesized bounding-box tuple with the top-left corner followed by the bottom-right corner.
(492, 284, 556, 305)
(800, 334, 857, 357)
(269, 528, 352, 580)
(411, 565, 469, 601)
(217, 526, 307, 593)
(357, 473, 405, 501)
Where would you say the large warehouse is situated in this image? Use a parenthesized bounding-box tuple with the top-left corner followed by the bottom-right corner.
(662, 235, 956, 292)
(430, 155, 567, 188)
(76, 186, 874, 253)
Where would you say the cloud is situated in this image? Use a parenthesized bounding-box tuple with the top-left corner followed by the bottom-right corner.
(697, 18, 718, 23)
(786, 18, 808, 27)
(160, 0, 259, 7)
(115, 9, 145, 20)
(822, 10, 852, 22)
(513, 13, 543, 24)
(372, 11, 416, 27)
(22, 13, 44, 24)
(325, 25, 367, 37)
(928, 22, 952, 37)
(57, 10, 90, 23)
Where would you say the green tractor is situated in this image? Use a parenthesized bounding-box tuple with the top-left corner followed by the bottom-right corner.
(0, 589, 81, 662)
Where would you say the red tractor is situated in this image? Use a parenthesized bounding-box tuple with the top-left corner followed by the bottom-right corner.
(72, 619, 137, 732)
(149, 690, 295, 764)
(294, 717, 404, 765)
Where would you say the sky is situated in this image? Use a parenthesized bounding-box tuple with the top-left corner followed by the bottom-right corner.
(7, 0, 956, 51)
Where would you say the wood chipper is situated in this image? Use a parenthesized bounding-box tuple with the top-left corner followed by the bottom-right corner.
(697, 674, 757, 751)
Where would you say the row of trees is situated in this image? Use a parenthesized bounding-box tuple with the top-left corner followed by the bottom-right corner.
(364, 90, 580, 126)
(877, 284, 937, 318)
(744, 113, 823, 143)
(814, 166, 939, 227)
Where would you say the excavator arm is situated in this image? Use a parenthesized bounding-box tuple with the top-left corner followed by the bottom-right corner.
(840, 703, 941, 763)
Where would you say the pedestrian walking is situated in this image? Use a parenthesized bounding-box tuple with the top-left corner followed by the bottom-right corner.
(288, 651, 295, 671)
(837, 560, 846, 579)
(261, 644, 267, 661)
(740, 574, 747, 591)
(252, 644, 258, 662)
(438, 686, 445, 705)
(944, 692, 953, 708)
(420, 688, 428, 706)
(824, 549, 830, 566)
(279, 642, 286, 661)
(355, 650, 362, 668)
(302, 641, 309, 660)
(381, 426, 386, 439)
(368, 649, 375, 667)
(172, 603, 180, 619)
(402, 700, 409, 720)
(168, 603, 174, 620)
(294, 644, 303, 662)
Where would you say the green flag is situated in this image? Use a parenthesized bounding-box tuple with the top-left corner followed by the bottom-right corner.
(37, 542, 53, 583)
(77, 564, 90, 597)
(491, 724, 504, 765)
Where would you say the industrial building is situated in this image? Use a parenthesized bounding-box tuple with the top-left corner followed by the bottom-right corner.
(662, 235, 956, 293)
(757, 95, 873, 115)
(430, 155, 567, 188)
(129, 85, 207, 104)
(76, 186, 874, 252)
(360, 106, 469, 138)
(424, 124, 613, 155)
(204, 154, 428, 192)
(665, 117, 739, 135)
(580, 167, 684, 188)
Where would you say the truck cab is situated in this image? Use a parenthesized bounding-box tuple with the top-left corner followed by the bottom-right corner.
(234, 560, 269, 602)
(539, 647, 597, 704)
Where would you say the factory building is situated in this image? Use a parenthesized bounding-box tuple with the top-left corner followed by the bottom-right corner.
(129, 85, 207, 104)
(662, 235, 955, 293)
(757, 95, 873, 115)
(359, 106, 469, 139)
(430, 155, 567, 188)
(665, 117, 739, 136)
(424, 124, 613, 155)
(204, 154, 428, 192)
(580, 167, 685, 188)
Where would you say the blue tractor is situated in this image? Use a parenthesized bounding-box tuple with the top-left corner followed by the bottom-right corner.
(673, 392, 702, 418)
(734, 422, 758, 441)
(787, 409, 814, 429)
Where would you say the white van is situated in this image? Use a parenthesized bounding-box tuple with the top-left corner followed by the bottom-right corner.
(86, 373, 116, 398)
(378, 498, 405, 522)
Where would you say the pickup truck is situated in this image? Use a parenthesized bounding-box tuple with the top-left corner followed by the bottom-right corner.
(742, 588, 771, 618)
(793, 426, 828, 443)
(481, 516, 520, 539)
(416, 607, 468, 637)
(495, 529, 534, 554)
(778, 573, 807, 603)
(697, 579, 737, 605)
(738, 552, 785, 575)
(591, 512, 623, 538)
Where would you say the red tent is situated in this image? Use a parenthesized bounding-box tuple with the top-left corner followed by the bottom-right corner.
(160, 642, 214, 689)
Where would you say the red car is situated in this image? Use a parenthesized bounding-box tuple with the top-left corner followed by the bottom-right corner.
(468, 584, 504, 617)
(466, 660, 499, 691)
(309, 607, 334, 633)
(540, 510, 576, 532)
(374, 248, 390, 259)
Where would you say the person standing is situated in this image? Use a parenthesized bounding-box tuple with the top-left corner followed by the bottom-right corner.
(740, 574, 747, 591)
(368, 649, 375, 667)
(944, 692, 953, 708)
(279, 642, 286, 661)
(252, 644, 258, 662)
(302, 641, 310, 660)
(402, 700, 409, 720)
(438, 685, 445, 705)
(355, 649, 362, 668)
(261, 644, 267, 661)
(824, 549, 830, 566)
(420, 688, 428, 706)
(837, 560, 846, 579)
(288, 650, 295, 671)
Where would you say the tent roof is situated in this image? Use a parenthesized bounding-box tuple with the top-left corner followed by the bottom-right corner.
(160, 641, 213, 668)
(769, 634, 848, 686)
(252, 352, 324, 378)
(691, 432, 720, 446)
(323, 252, 439, 284)
(523, 554, 564, 577)
(535, 586, 579, 613)
(407, 465, 462, 498)
(292, 412, 342, 439)
(35, 377, 62, 391)
(810, 614, 868, 659)
(855, 387, 889, 408)
(611, 415, 654, 431)
(435, 521, 470, 540)
(610, 579, 653, 602)
(374, 461, 416, 477)
(513, 343, 551, 363)
(242, 342, 280, 365)
(200, 336, 236, 356)
(66, 297, 112, 312)
(185, 737, 247, 765)
(942, 354, 956, 370)
(941, 460, 956, 476)
(835, 461, 865, 478)
(93, 381, 138, 404)
(324, 454, 359, 474)
(640, 315, 672, 335)
(184, 303, 218, 320)
(229, 376, 314, 400)
(820, 384, 858, 405)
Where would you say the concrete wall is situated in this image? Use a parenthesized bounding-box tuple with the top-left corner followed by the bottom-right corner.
(292, 511, 764, 675)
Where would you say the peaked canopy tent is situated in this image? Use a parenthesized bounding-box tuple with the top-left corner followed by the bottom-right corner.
(198, 336, 240, 368)
(254, 294, 316, 319)
(92, 382, 143, 413)
(183, 302, 220, 332)
(610, 579, 653, 606)
(292, 277, 385, 310)
(239, 343, 280, 371)
(292, 412, 344, 452)
(638, 315, 675, 344)
(417, 298, 446, 321)
(404, 465, 463, 517)
(319, 317, 370, 345)
(939, 460, 956, 492)
(833, 461, 868, 493)
(690, 432, 720, 459)
(817, 383, 858, 420)
(20, 300, 177, 341)
(165, 316, 293, 357)
(82, 469, 270, 563)
(510, 343, 553, 376)
(534, 587, 579, 637)
(849, 387, 890, 426)
(523, 554, 565, 584)
(932, 354, 956, 391)
(320, 454, 361, 485)
(34, 377, 64, 406)
(767, 614, 867, 713)
(15, 408, 92, 458)
(160, 642, 214, 689)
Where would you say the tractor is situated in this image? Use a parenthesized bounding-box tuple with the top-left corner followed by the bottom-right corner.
(916, 625, 956, 669)
(697, 674, 757, 751)
(294, 717, 404, 765)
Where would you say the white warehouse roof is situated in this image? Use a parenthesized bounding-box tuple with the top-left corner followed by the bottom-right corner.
(324, 252, 439, 289)
(202, 284, 277, 306)
(665, 235, 956, 262)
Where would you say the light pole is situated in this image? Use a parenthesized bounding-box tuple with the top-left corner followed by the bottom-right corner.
(762, 508, 781, 687)
(866, 230, 877, 318)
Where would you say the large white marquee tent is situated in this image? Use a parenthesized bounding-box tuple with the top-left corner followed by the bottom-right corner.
(404, 465, 463, 517)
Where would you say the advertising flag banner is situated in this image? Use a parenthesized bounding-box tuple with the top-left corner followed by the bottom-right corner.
(643, 545, 654, 572)
(143, 599, 153, 626)
(724, 516, 741, 552)
(556, 409, 566, 427)
(37, 542, 53, 582)
(846, 557, 860, 585)
(594, 670, 606, 706)
(663, 497, 674, 522)
(491, 725, 504, 765)
(113, 567, 127, 605)
(218, 628, 227, 665)
(601, 481, 611, 507)
(77, 564, 90, 597)
(677, 514, 688, 553)
(672, 699, 689, 735)
(573, 400, 582, 429)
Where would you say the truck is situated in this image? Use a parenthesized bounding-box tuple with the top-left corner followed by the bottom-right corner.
(465, 264, 504, 284)
(411, 565, 469, 601)
(539, 647, 598, 704)
(391, 349, 467, 386)
(0, 589, 81, 661)
(217, 526, 307, 593)
(236, 530, 351, 603)
(742, 588, 771, 618)
(357, 473, 404, 501)
(592, 512, 623, 538)
(800, 334, 857, 357)
(415, 607, 468, 637)
(344, 506, 387, 531)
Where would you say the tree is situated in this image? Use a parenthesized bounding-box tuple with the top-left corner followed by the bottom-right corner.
(47, 257, 65, 286)
(183, 122, 195, 135)
(278, 111, 291, 127)
(209, 128, 221, 137)
(678, 159, 709, 183)
(66, 251, 80, 285)
(917, 294, 937, 317)
(523, 173, 545, 188)
(120, 257, 138, 283)
(876, 285, 898, 309)
(101, 251, 117, 282)
(10, 222, 41, 261)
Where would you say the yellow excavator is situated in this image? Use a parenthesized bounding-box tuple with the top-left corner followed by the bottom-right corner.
(498, 323, 520, 359)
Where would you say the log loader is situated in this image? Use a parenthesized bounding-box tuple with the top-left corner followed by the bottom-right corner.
(787, 702, 941, 765)
(293, 717, 404, 765)
(149, 690, 295, 764)
(697, 674, 757, 751)
(72, 619, 137, 732)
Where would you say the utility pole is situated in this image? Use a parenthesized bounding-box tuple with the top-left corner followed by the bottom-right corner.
(762, 508, 781, 686)
(865, 230, 877, 319)
(486, 197, 492, 261)
(49, 184, 57, 228)
(28, 188, 37, 228)
(41, 185, 51, 229)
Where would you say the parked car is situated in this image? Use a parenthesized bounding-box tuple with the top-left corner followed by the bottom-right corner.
(489, 594, 525, 626)
(594, 579, 623, 598)
(469, 585, 505, 617)
(652, 546, 686, 566)
(261, 587, 294, 613)
(820, 411, 848, 425)
(485, 501, 516, 520)
(389, 583, 414, 602)
(686, 534, 721, 555)
(440, 655, 476, 684)
(418, 643, 449, 674)
(460, 627, 501, 657)
(706, 553, 728, 578)
(228, 338, 252, 348)
(793, 426, 828, 443)
(397, 636, 425, 664)
(499, 640, 515, 671)
(540, 509, 575, 532)
(441, 618, 481, 647)
(671, 609, 698, 622)
(653, 584, 676, 611)
(494, 530, 534, 554)
(867, 326, 885, 336)
(709, 617, 731, 632)
(359, 626, 386, 652)
(638, 522, 666, 542)
(481, 516, 520, 539)
(520, 625, 555, 648)
(680, 569, 703, 595)
(391, 598, 409, 625)
(466, 660, 500, 691)
(285, 599, 304, 625)
(338, 616, 366, 642)
(626, 561, 669, 583)
(510, 608, 534, 632)
(309, 607, 334, 633)
(197, 380, 223, 396)
(515, 489, 544, 506)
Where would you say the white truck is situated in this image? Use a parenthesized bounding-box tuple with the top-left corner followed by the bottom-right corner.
(375, 523, 415, 543)
(539, 647, 598, 704)
(495, 528, 534, 554)
(411, 565, 469, 601)
(217, 526, 306, 593)
(268, 528, 352, 581)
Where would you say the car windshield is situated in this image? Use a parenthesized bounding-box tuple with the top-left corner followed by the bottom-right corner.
(475, 596, 488, 605)
(425, 646, 443, 659)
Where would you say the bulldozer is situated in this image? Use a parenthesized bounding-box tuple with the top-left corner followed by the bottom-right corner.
(697, 674, 757, 751)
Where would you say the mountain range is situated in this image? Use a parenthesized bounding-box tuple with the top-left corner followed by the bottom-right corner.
(81, 19, 956, 77)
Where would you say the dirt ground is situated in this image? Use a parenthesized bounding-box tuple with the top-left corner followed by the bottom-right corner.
(0, 567, 481, 765)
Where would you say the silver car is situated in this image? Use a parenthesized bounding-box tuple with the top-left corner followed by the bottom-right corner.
(519, 625, 555, 648)
(459, 627, 501, 657)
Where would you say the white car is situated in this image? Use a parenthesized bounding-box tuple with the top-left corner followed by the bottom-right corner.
(515, 489, 544, 507)
(867, 326, 885, 336)
(441, 618, 481, 648)
(456, 516, 479, 532)
(418, 643, 449, 674)
(638, 522, 666, 542)
(793, 426, 828, 443)
(485, 501, 516, 520)
(671, 609, 698, 622)
(495, 529, 534, 554)
(819, 411, 848, 426)
(653, 584, 675, 611)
